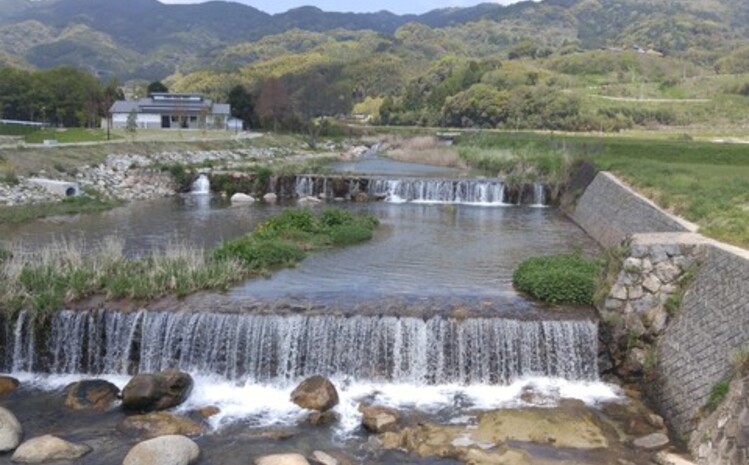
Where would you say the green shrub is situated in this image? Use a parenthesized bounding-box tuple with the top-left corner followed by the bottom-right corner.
(328, 224, 374, 245)
(704, 380, 730, 413)
(214, 208, 377, 270)
(162, 164, 196, 192)
(513, 253, 604, 305)
(213, 237, 306, 270)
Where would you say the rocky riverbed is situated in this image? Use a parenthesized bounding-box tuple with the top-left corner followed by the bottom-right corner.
(0, 141, 375, 207)
(0, 372, 697, 465)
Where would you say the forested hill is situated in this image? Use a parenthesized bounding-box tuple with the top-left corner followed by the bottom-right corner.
(1, 0, 748, 80)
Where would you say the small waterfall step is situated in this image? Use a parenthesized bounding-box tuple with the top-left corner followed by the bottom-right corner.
(294, 175, 549, 206)
(5, 310, 598, 385)
(191, 174, 210, 195)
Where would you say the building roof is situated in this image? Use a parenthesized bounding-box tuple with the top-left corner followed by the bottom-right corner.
(110, 93, 230, 116)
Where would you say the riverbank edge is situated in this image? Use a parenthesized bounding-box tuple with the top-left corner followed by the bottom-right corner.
(564, 168, 749, 465)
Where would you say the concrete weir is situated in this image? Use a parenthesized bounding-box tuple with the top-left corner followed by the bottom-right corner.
(569, 171, 749, 465)
(27, 178, 81, 197)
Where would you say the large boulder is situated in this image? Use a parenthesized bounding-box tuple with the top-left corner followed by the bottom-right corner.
(123, 435, 200, 465)
(263, 193, 278, 203)
(0, 406, 22, 452)
(359, 404, 401, 433)
(122, 371, 193, 412)
(65, 379, 120, 411)
(290, 376, 339, 412)
(0, 376, 19, 396)
(117, 412, 205, 439)
(231, 193, 256, 204)
(254, 454, 310, 465)
(11, 435, 91, 463)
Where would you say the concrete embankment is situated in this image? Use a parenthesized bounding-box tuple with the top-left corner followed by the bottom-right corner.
(569, 170, 749, 465)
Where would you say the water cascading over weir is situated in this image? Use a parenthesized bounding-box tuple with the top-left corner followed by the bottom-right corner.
(293, 175, 549, 206)
(3, 310, 598, 385)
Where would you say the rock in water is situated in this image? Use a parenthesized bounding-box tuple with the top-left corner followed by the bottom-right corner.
(11, 435, 91, 463)
(263, 193, 278, 203)
(633, 432, 670, 451)
(65, 379, 120, 411)
(310, 450, 355, 465)
(0, 407, 22, 452)
(0, 376, 19, 396)
(359, 404, 401, 433)
(117, 412, 205, 439)
(290, 376, 339, 412)
(122, 371, 194, 412)
(123, 435, 200, 465)
(254, 454, 310, 465)
(231, 193, 255, 204)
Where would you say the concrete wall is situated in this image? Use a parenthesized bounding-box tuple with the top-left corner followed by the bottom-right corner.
(570, 172, 697, 248)
(571, 171, 749, 460)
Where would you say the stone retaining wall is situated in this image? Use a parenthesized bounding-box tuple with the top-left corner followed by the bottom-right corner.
(690, 377, 749, 465)
(653, 239, 749, 440)
(570, 171, 749, 464)
(570, 172, 697, 248)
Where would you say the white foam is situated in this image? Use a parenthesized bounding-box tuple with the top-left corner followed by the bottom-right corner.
(8, 373, 622, 436)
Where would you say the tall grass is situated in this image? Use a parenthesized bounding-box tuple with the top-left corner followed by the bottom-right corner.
(382, 135, 467, 168)
(456, 132, 749, 248)
(1, 208, 378, 319)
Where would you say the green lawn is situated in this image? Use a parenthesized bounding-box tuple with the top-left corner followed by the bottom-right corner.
(24, 128, 119, 144)
(0, 123, 41, 137)
(0, 196, 123, 225)
(456, 132, 749, 248)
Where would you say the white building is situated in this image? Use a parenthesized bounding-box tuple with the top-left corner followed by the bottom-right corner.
(109, 93, 239, 130)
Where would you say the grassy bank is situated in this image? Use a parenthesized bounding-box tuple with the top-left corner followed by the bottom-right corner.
(0, 196, 123, 225)
(0, 208, 378, 319)
(456, 132, 749, 248)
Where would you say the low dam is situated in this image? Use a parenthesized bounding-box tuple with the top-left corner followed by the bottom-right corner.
(5, 310, 599, 384)
(293, 175, 549, 206)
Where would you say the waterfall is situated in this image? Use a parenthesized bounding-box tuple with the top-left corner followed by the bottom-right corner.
(368, 178, 506, 205)
(294, 175, 515, 206)
(533, 183, 547, 207)
(4, 310, 598, 384)
(191, 174, 210, 195)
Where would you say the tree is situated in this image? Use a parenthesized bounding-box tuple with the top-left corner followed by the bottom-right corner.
(228, 85, 256, 129)
(126, 109, 138, 139)
(147, 81, 169, 94)
(256, 77, 294, 132)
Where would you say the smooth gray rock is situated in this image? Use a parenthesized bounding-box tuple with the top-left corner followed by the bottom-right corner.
(123, 435, 199, 465)
(11, 435, 91, 463)
(633, 432, 670, 451)
(0, 407, 22, 452)
(255, 454, 310, 465)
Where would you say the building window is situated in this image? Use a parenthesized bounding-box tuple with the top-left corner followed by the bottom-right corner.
(190, 116, 197, 122)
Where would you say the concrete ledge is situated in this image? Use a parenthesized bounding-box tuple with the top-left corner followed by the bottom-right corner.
(27, 178, 81, 197)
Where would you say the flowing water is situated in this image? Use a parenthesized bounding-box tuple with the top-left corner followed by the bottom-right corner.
(191, 173, 211, 195)
(0, 158, 652, 464)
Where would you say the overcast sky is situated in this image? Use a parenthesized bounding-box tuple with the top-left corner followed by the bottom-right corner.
(159, 0, 528, 15)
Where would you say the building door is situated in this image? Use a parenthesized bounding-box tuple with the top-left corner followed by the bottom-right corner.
(161, 116, 170, 128)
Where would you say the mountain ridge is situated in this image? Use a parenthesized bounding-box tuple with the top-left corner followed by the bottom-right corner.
(0, 0, 747, 80)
